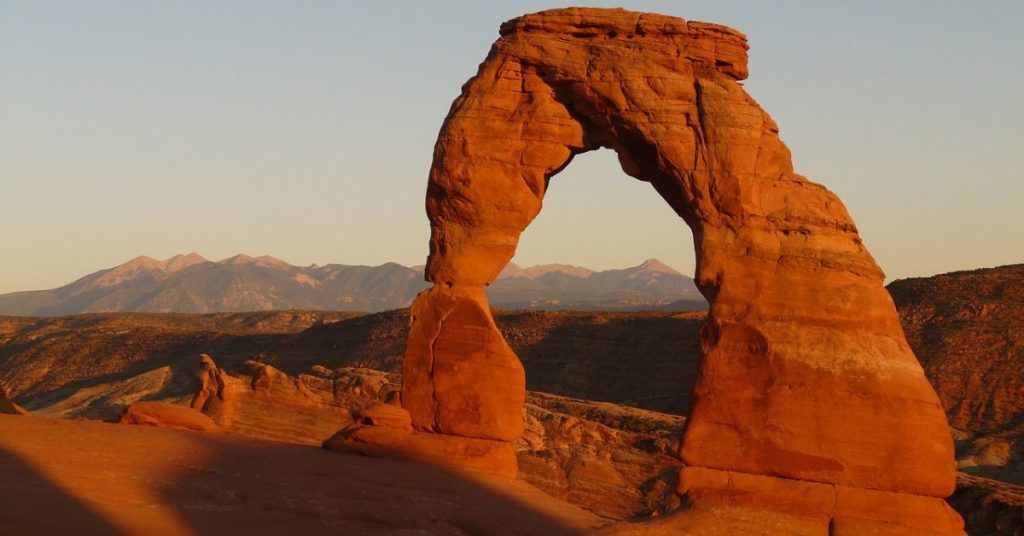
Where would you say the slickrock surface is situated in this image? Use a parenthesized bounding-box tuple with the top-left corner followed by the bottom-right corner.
(119, 401, 219, 432)
(6, 346, 687, 521)
(396, 6, 958, 532)
(0, 414, 603, 536)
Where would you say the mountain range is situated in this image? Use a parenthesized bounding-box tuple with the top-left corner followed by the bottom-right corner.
(0, 254, 706, 315)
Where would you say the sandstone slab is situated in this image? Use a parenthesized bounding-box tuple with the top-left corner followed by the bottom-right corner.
(324, 424, 518, 479)
(119, 401, 219, 432)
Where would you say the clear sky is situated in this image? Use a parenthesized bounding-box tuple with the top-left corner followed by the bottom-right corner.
(2, 1, 1022, 293)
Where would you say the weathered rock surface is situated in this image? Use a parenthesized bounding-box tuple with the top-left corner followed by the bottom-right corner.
(0, 414, 605, 535)
(397, 6, 958, 532)
(119, 400, 219, 432)
(889, 264, 1024, 486)
(518, 392, 685, 520)
(41, 353, 683, 521)
(190, 354, 398, 446)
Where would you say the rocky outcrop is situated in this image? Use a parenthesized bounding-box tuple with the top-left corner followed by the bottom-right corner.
(0, 311, 361, 401)
(190, 354, 398, 445)
(518, 392, 685, 519)
(370, 7, 962, 533)
(119, 401, 219, 432)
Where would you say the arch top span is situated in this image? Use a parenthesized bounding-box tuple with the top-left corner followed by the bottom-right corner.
(335, 8, 963, 534)
(424, 7, 871, 291)
(497, 8, 750, 81)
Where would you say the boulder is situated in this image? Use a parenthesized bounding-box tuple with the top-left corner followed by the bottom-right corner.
(190, 355, 398, 446)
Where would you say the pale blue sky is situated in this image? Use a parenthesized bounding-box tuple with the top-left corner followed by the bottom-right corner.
(2, 1, 1022, 293)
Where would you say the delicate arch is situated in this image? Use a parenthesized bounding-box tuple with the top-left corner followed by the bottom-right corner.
(352, 8, 961, 534)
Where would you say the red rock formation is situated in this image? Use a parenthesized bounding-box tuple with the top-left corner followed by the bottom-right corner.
(119, 401, 219, 432)
(518, 392, 685, 519)
(371, 7, 961, 533)
(191, 354, 397, 445)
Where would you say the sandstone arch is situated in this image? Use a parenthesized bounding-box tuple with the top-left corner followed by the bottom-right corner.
(357, 8, 962, 534)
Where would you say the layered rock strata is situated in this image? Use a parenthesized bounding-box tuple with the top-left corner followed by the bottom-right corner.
(364, 7, 963, 534)
(190, 354, 397, 445)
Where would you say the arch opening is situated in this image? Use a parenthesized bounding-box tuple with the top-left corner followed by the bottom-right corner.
(492, 147, 704, 416)
(497, 148, 699, 304)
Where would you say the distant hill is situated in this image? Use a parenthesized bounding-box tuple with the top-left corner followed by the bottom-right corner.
(489, 258, 705, 311)
(0, 254, 706, 315)
(887, 264, 1024, 430)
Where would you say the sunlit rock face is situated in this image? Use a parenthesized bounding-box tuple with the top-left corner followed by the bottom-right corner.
(361, 7, 962, 534)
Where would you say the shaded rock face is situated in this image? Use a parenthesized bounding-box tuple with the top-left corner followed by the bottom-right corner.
(949, 474, 1024, 536)
(0, 387, 28, 415)
(889, 264, 1024, 486)
(398, 6, 960, 533)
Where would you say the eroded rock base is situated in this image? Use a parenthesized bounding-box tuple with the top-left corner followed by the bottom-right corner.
(667, 467, 965, 536)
